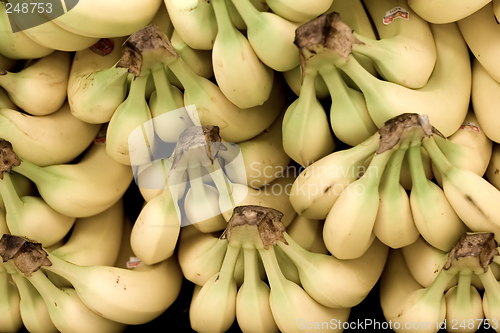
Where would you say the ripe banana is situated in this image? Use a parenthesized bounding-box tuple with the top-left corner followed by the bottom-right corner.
(211, 0, 274, 109)
(457, 2, 500, 83)
(11, 137, 134, 218)
(432, 109, 493, 186)
(167, 55, 285, 143)
(10, 273, 57, 333)
(486, 143, 500, 190)
(42, 0, 162, 38)
(323, 137, 398, 260)
(0, 102, 100, 166)
(68, 37, 130, 124)
(282, 64, 335, 167)
(289, 131, 380, 220)
(471, 58, 500, 144)
(333, 21, 470, 137)
(408, 0, 492, 24)
(0, 1, 54, 59)
(0, 51, 71, 116)
(164, 0, 217, 50)
(0, 171, 75, 247)
(355, 0, 437, 89)
(373, 131, 419, 248)
(231, 0, 300, 72)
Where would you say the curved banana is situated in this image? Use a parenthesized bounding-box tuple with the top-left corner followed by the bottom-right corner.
(355, 0, 437, 89)
(265, 0, 333, 23)
(289, 131, 380, 220)
(408, 137, 469, 252)
(432, 109, 493, 186)
(0, 269, 22, 333)
(486, 143, 500, 190)
(0, 102, 100, 166)
(68, 37, 129, 124)
(41, 0, 162, 38)
(170, 28, 214, 80)
(0, 172, 75, 247)
(211, 0, 274, 109)
(236, 247, 279, 333)
(334, 22, 470, 137)
(231, 0, 300, 72)
(277, 232, 388, 308)
(9, 6, 99, 52)
(164, 0, 217, 50)
(457, 3, 500, 83)
(408, 0, 492, 24)
(0, 2, 54, 59)
(167, 55, 285, 143)
(0, 51, 71, 116)
(373, 132, 419, 248)
(11, 137, 134, 218)
(323, 139, 397, 260)
(10, 273, 57, 333)
(471, 58, 500, 144)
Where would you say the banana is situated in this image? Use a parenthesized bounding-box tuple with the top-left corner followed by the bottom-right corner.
(408, 134, 469, 252)
(41, 0, 162, 38)
(0, 102, 100, 166)
(457, 3, 500, 83)
(167, 55, 285, 143)
(289, 131, 380, 220)
(0, 269, 22, 332)
(332, 21, 470, 137)
(68, 37, 130, 124)
(226, 0, 268, 30)
(170, 28, 214, 80)
(0, 172, 37, 211)
(323, 136, 398, 260)
(189, 243, 240, 332)
(211, 0, 274, 109)
(495, 0, 500, 20)
(130, 161, 184, 265)
(380, 250, 425, 330)
(408, 0, 492, 24)
(444, 273, 484, 333)
(0, 2, 54, 59)
(178, 225, 228, 286)
(373, 131, 419, 248)
(282, 63, 335, 167)
(222, 111, 291, 189)
(277, 232, 388, 308)
(421, 133, 500, 243)
(399, 144, 433, 190)
(258, 245, 350, 333)
(164, 0, 217, 50)
(478, 265, 500, 333)
(354, 0, 436, 89)
(282, 65, 330, 99)
(0, 86, 18, 111)
(49, 199, 124, 267)
(319, 63, 378, 147)
(432, 110, 493, 186)
(8, 5, 99, 52)
(486, 143, 500, 190)
(10, 273, 58, 333)
(384, 259, 455, 333)
(40, 252, 183, 325)
(236, 246, 279, 333)
(231, 0, 300, 72)
(285, 215, 328, 254)
(0, 171, 75, 247)
(0, 51, 71, 116)
(11, 137, 134, 218)
(265, 0, 334, 23)
(471, 57, 500, 144)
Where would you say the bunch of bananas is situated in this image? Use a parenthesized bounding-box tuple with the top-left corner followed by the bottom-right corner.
(1, 0, 500, 332)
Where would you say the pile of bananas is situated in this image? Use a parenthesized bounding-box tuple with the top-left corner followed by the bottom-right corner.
(1, 0, 500, 332)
